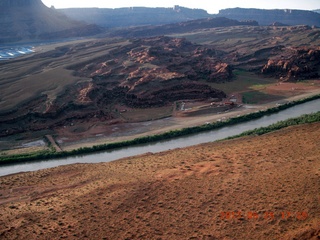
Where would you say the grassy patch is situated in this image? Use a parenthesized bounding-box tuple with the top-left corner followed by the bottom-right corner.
(250, 84, 270, 90)
(208, 70, 276, 94)
(242, 91, 283, 104)
(120, 105, 173, 122)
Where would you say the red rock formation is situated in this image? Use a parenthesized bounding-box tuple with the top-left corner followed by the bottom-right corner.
(74, 37, 229, 108)
(0, 36, 230, 136)
(261, 47, 320, 81)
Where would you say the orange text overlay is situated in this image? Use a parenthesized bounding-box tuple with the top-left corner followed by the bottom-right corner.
(220, 211, 308, 221)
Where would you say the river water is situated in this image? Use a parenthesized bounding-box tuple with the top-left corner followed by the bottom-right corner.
(1, 98, 319, 177)
(0, 46, 35, 60)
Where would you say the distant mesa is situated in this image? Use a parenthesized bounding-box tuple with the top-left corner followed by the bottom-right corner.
(0, 0, 102, 43)
(59, 6, 320, 29)
(218, 8, 320, 27)
(2, 1, 319, 44)
(108, 17, 259, 38)
(59, 5, 211, 28)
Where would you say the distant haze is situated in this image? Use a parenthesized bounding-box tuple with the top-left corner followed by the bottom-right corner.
(42, 0, 320, 14)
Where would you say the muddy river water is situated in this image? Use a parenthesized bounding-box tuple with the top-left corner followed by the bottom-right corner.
(0, 98, 319, 177)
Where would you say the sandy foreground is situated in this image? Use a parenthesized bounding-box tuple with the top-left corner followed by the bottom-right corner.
(0, 121, 319, 239)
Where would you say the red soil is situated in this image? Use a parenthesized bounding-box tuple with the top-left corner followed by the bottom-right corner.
(0, 122, 319, 239)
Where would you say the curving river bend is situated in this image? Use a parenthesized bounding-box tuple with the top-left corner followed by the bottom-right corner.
(1, 98, 320, 177)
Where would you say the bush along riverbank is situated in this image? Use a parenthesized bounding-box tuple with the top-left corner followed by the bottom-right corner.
(225, 111, 320, 140)
(0, 94, 320, 165)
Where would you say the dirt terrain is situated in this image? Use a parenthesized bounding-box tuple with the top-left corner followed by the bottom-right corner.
(0, 122, 319, 239)
(0, 36, 229, 138)
(1, 24, 320, 153)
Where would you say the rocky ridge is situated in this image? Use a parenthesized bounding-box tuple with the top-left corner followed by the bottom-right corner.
(0, 37, 228, 136)
(261, 47, 320, 81)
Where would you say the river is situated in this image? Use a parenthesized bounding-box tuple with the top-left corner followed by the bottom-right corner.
(0, 46, 35, 60)
(0, 98, 319, 177)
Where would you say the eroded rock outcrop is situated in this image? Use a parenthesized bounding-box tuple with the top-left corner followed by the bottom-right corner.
(75, 37, 229, 108)
(261, 47, 320, 81)
(0, 36, 229, 136)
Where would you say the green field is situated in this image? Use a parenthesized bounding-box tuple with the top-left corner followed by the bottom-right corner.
(207, 70, 276, 94)
(241, 91, 283, 104)
(119, 105, 173, 122)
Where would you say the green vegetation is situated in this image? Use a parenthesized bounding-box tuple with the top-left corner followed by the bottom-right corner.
(0, 94, 320, 165)
(242, 91, 283, 104)
(208, 70, 276, 94)
(226, 111, 320, 140)
(120, 105, 173, 122)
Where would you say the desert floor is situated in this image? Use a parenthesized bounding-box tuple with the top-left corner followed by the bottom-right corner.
(0, 122, 319, 239)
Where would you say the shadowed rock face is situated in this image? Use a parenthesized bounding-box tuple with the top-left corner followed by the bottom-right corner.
(0, 0, 101, 43)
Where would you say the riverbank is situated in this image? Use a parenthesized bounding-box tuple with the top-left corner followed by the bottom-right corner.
(58, 89, 320, 151)
(1, 119, 319, 239)
(1, 93, 320, 165)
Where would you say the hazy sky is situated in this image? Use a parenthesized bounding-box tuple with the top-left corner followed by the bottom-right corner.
(42, 0, 320, 14)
